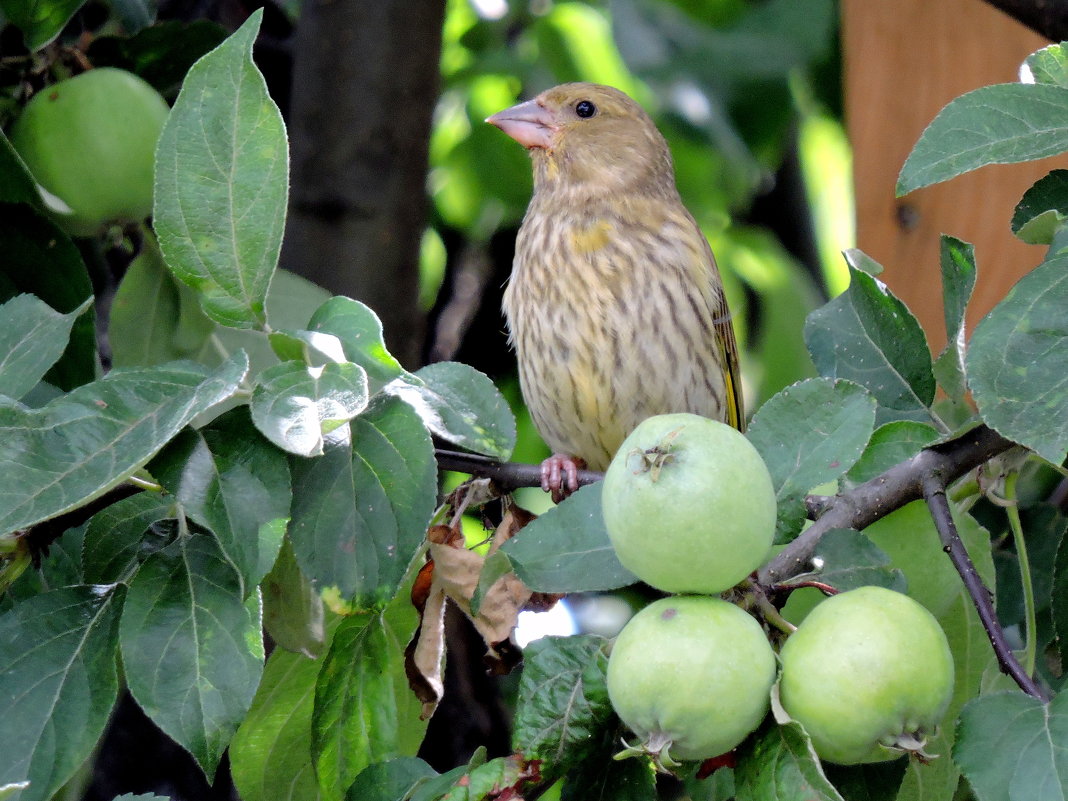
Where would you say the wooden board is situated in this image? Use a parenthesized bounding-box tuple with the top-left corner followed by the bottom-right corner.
(843, 0, 1060, 352)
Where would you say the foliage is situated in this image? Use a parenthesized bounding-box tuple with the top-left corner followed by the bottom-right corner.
(1, 3, 1067, 801)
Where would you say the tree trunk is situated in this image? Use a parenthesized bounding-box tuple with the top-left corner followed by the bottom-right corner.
(282, 0, 445, 367)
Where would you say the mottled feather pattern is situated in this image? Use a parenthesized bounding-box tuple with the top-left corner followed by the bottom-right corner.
(504, 193, 735, 470)
(493, 83, 743, 472)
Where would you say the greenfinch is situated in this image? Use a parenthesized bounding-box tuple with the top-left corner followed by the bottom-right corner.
(487, 83, 743, 500)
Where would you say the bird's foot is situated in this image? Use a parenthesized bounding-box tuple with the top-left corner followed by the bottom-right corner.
(541, 453, 586, 504)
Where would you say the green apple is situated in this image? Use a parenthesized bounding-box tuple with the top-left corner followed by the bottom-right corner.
(602, 413, 776, 594)
(606, 595, 776, 762)
(10, 67, 169, 235)
(778, 585, 954, 764)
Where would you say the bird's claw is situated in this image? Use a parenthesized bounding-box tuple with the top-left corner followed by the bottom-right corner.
(541, 453, 586, 503)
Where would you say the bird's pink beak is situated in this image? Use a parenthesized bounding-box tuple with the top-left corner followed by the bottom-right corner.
(486, 99, 557, 150)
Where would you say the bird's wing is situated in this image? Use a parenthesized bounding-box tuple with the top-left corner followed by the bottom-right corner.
(715, 296, 745, 432)
(700, 237, 745, 433)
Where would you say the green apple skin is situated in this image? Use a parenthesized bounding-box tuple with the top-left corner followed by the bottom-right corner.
(602, 413, 776, 595)
(778, 585, 954, 765)
(11, 68, 169, 235)
(606, 595, 776, 761)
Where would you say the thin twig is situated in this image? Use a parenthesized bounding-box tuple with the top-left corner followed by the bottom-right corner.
(922, 473, 1047, 700)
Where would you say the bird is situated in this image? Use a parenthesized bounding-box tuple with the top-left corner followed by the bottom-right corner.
(486, 83, 743, 501)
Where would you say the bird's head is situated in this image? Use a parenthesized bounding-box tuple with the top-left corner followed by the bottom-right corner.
(486, 83, 675, 198)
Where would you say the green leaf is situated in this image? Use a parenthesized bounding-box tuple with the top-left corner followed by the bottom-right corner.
(262, 536, 325, 659)
(933, 236, 977, 401)
(746, 378, 877, 540)
(995, 505, 1064, 625)
(805, 257, 935, 425)
(110, 231, 216, 367)
(0, 132, 41, 205)
(311, 613, 406, 801)
(1011, 171, 1068, 245)
(380, 570, 429, 758)
(268, 329, 348, 365)
(845, 421, 940, 485)
(344, 758, 439, 801)
(512, 635, 613, 781)
(82, 492, 175, 583)
(0, 294, 90, 400)
(106, 0, 152, 34)
(119, 531, 264, 776)
(865, 502, 994, 618)
(154, 9, 287, 329)
(405, 764, 473, 801)
(561, 751, 656, 801)
(0, 585, 125, 801)
(289, 395, 436, 609)
(0, 203, 95, 391)
(808, 529, 906, 593)
(0, 353, 247, 535)
(437, 756, 536, 800)
(230, 621, 329, 801)
(968, 252, 1068, 464)
(389, 362, 517, 460)
(86, 20, 228, 98)
(734, 721, 844, 801)
(499, 483, 638, 593)
(679, 761, 734, 801)
(211, 268, 332, 377)
(953, 691, 1068, 801)
(821, 762, 907, 801)
(6, 522, 84, 597)
(898, 83, 1068, 194)
(0, 0, 87, 49)
(1016, 208, 1067, 247)
(1026, 43, 1068, 88)
(250, 361, 370, 457)
(150, 406, 291, 590)
(1050, 525, 1068, 670)
(305, 297, 405, 393)
(471, 549, 512, 617)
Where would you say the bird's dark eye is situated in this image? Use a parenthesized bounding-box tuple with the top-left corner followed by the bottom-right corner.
(575, 100, 596, 118)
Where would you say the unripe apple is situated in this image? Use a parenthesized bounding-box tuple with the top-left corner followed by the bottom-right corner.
(778, 585, 954, 764)
(10, 67, 169, 235)
(606, 595, 776, 762)
(602, 413, 776, 594)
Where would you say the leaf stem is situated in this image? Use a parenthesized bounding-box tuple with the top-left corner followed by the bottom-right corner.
(754, 592, 797, 635)
(1002, 471, 1037, 677)
(126, 474, 163, 492)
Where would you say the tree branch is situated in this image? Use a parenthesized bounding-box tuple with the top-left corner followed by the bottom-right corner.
(434, 448, 603, 493)
(922, 474, 1047, 700)
(758, 424, 1014, 584)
